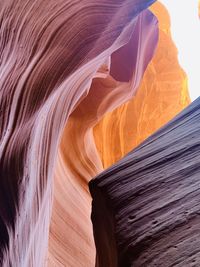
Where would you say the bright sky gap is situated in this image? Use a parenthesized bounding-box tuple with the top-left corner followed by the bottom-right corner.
(160, 0, 200, 101)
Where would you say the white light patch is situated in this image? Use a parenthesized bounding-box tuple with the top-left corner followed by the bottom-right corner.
(160, 0, 200, 101)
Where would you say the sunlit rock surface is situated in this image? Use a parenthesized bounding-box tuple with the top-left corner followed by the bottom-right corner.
(49, 8, 158, 267)
(94, 2, 190, 169)
(0, 0, 193, 266)
(90, 97, 200, 267)
(0, 0, 158, 266)
(51, 3, 191, 267)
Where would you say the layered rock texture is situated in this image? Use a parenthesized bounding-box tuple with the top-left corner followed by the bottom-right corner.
(0, 0, 158, 266)
(48, 7, 160, 267)
(0, 0, 193, 266)
(90, 97, 200, 267)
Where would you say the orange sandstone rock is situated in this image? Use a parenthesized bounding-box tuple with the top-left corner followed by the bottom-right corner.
(0, 1, 157, 266)
(94, 2, 190, 169)
(49, 10, 158, 267)
(49, 3, 191, 266)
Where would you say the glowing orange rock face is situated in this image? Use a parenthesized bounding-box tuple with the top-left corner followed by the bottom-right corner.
(0, 0, 158, 266)
(0, 1, 191, 266)
(48, 9, 158, 267)
(94, 2, 191, 169)
(48, 3, 190, 267)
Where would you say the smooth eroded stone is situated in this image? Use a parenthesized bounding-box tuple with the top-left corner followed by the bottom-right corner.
(49, 8, 158, 267)
(0, 0, 157, 266)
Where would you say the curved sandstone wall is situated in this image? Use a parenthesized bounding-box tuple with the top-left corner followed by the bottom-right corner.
(94, 2, 190, 169)
(0, 1, 192, 266)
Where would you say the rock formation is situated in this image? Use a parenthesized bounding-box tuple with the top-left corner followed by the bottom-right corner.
(0, 0, 158, 266)
(48, 7, 158, 267)
(94, 2, 190, 169)
(0, 0, 193, 266)
(90, 97, 200, 267)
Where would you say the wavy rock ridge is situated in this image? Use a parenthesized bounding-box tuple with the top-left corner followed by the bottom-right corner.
(0, 0, 192, 266)
(50, 2, 191, 267)
(49, 6, 158, 267)
(0, 0, 158, 266)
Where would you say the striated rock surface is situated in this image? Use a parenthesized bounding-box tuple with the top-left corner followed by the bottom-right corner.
(90, 97, 200, 267)
(48, 9, 158, 267)
(0, 0, 158, 266)
(94, 2, 190, 169)
(50, 3, 191, 266)
(0, 0, 193, 266)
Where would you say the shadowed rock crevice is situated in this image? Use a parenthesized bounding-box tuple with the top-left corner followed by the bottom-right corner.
(90, 186, 118, 267)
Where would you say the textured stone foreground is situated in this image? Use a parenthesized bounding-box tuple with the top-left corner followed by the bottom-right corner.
(90, 97, 200, 267)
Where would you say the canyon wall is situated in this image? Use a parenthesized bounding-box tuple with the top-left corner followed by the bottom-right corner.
(0, 0, 157, 266)
(0, 1, 192, 266)
(94, 2, 190, 169)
